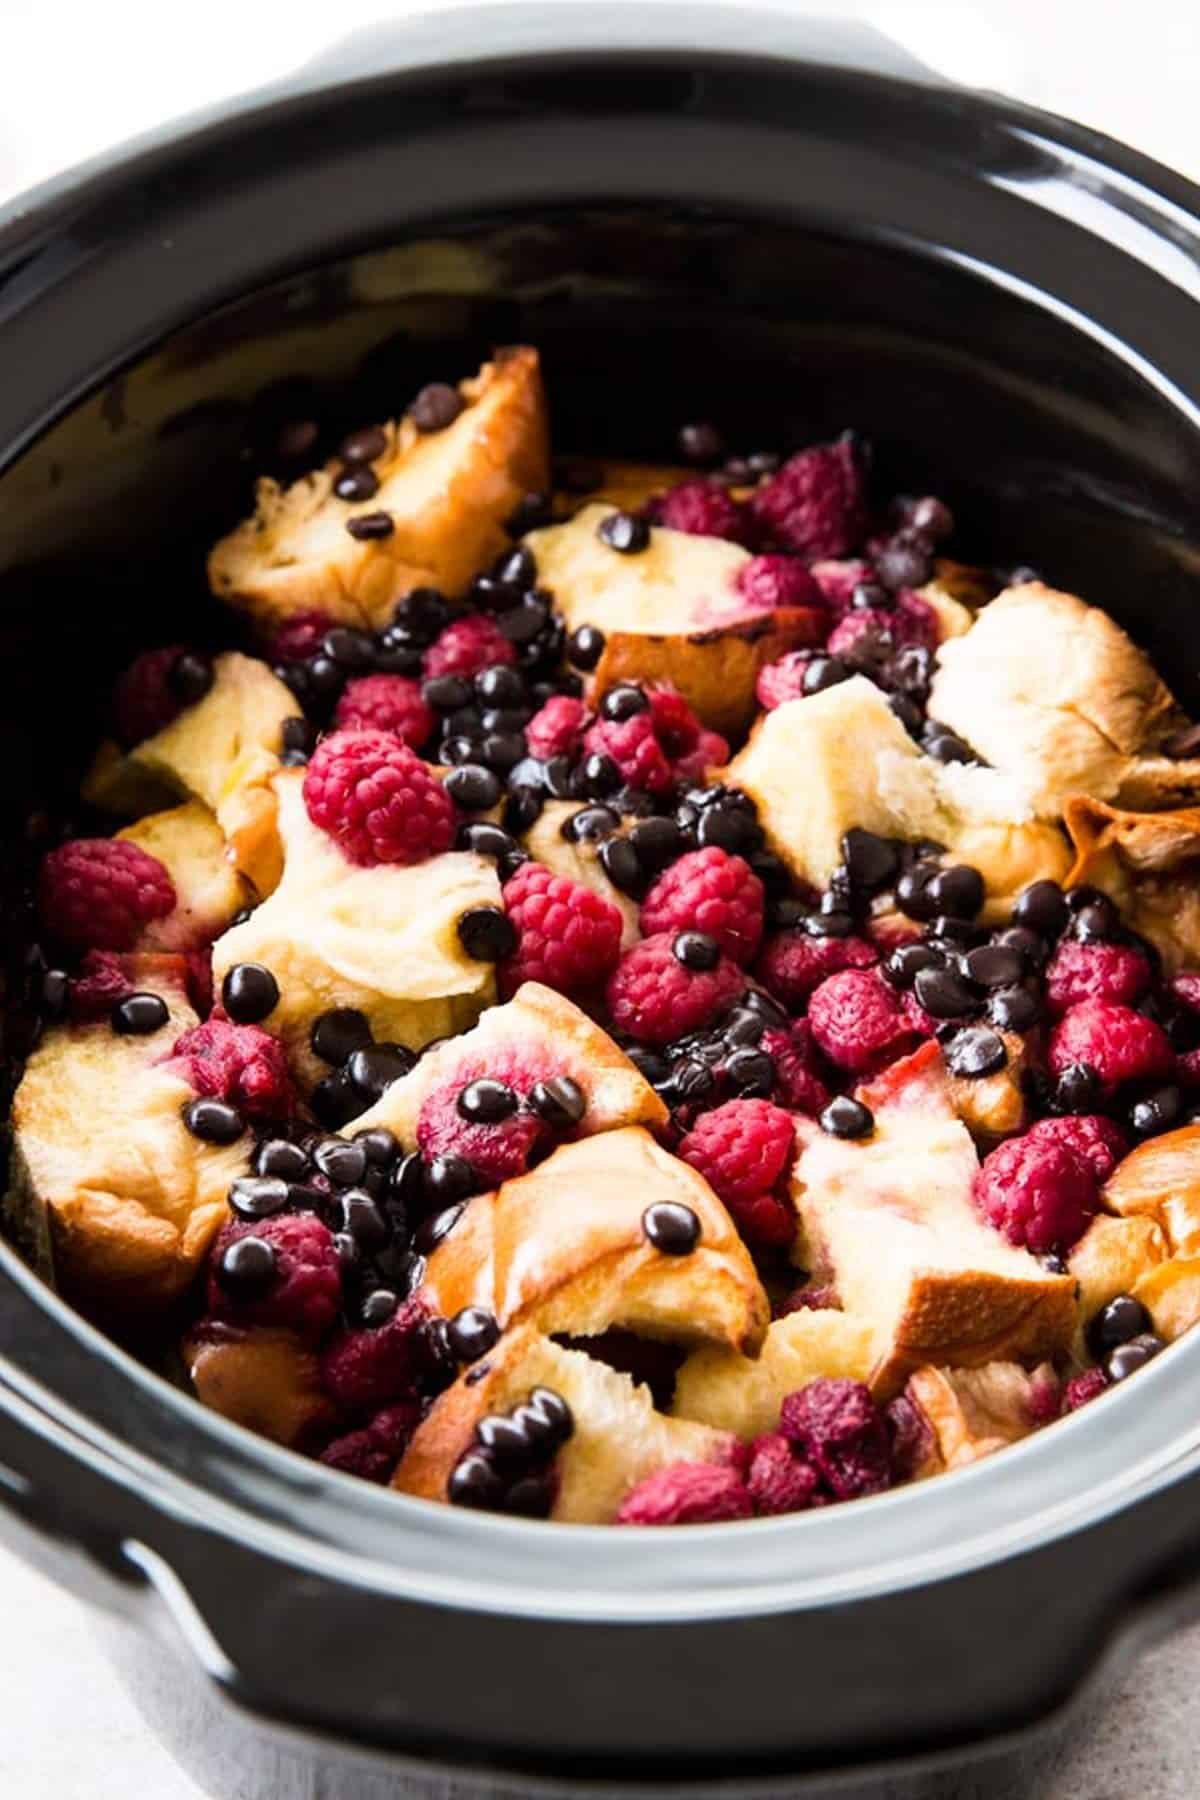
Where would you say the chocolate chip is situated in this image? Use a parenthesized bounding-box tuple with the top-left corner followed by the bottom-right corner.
(221, 962, 279, 1024)
(457, 905, 518, 962)
(322, 626, 376, 669)
(528, 1076, 586, 1126)
(597, 511, 650, 554)
(601, 683, 648, 722)
(255, 1138, 310, 1181)
(446, 1306, 501, 1363)
(695, 806, 758, 855)
(625, 816, 683, 874)
(991, 925, 1047, 968)
(925, 864, 984, 920)
(987, 984, 1042, 1033)
(311, 1007, 373, 1066)
(353, 1126, 400, 1166)
(562, 805, 620, 843)
(111, 993, 168, 1035)
(1129, 1083, 1183, 1138)
(598, 834, 645, 897)
(923, 728, 974, 766)
(678, 421, 724, 463)
(479, 730, 527, 773)
(962, 944, 1026, 990)
(336, 1189, 390, 1251)
(722, 1006, 765, 1048)
(305, 655, 343, 699)
(169, 651, 214, 706)
(422, 1153, 476, 1207)
(802, 909, 855, 940)
(1087, 1294, 1152, 1360)
(476, 1412, 536, 1466)
(334, 464, 380, 502)
(281, 715, 318, 755)
(673, 930, 721, 971)
(457, 821, 517, 862)
(227, 1176, 290, 1223)
(183, 1098, 245, 1144)
(308, 1142, 364, 1192)
(1012, 880, 1068, 938)
(944, 1025, 1007, 1079)
(913, 965, 977, 1019)
(724, 1046, 776, 1096)
(568, 625, 606, 670)
(925, 915, 986, 951)
(447, 1450, 507, 1508)
(216, 1235, 277, 1298)
(515, 1386, 574, 1450)
(277, 418, 320, 461)
(1054, 1062, 1102, 1114)
(819, 1096, 874, 1139)
(895, 863, 940, 922)
(643, 1201, 701, 1254)
(40, 968, 70, 1019)
(457, 1078, 518, 1124)
(1073, 900, 1117, 944)
(802, 655, 849, 696)
(875, 532, 932, 590)
(345, 510, 394, 541)
(1105, 1333, 1165, 1383)
(851, 580, 892, 611)
(347, 1043, 414, 1102)
(502, 786, 545, 835)
(409, 383, 464, 432)
(444, 764, 503, 812)
(882, 943, 945, 990)
(361, 1287, 399, 1327)
(339, 425, 387, 464)
(840, 828, 899, 892)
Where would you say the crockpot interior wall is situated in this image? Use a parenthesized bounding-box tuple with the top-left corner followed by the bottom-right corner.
(3, 204, 1200, 817)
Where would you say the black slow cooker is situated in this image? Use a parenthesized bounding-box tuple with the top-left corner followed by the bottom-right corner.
(3, 10, 1200, 1797)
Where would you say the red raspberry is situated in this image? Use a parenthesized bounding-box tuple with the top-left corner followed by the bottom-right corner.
(755, 929, 877, 1010)
(318, 1399, 424, 1483)
(1044, 938, 1151, 1017)
(500, 861, 624, 1000)
(774, 1283, 839, 1317)
(208, 1215, 342, 1340)
(678, 1099, 796, 1249)
(746, 1432, 823, 1515)
(1026, 1367, 1064, 1427)
(640, 848, 764, 964)
(806, 966, 919, 1074)
(810, 558, 874, 611)
(756, 650, 818, 711)
(1170, 971, 1200, 1015)
(672, 728, 730, 786)
(416, 1055, 549, 1187)
(825, 609, 898, 665)
(303, 729, 455, 866)
(750, 440, 866, 560)
(335, 674, 435, 749)
(525, 694, 591, 761)
(170, 1016, 296, 1119)
(973, 1133, 1097, 1254)
(1048, 999, 1175, 1097)
(896, 590, 939, 648)
(185, 946, 214, 1016)
(39, 838, 176, 953)
(652, 478, 751, 543)
(583, 709, 673, 794)
(112, 645, 187, 747)
(735, 554, 823, 611)
(615, 1460, 754, 1525)
(69, 950, 134, 1021)
(422, 615, 515, 680)
(321, 1295, 435, 1416)
(1026, 1114, 1129, 1184)
(265, 610, 331, 663)
(647, 685, 707, 760)
(760, 1020, 831, 1116)
(606, 932, 745, 1046)
(885, 1392, 935, 1480)
(779, 1378, 892, 1500)
(1062, 1368, 1108, 1414)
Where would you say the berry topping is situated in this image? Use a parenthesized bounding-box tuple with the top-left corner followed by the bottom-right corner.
(806, 966, 922, 1075)
(112, 644, 199, 747)
(1061, 1367, 1108, 1413)
(318, 1398, 424, 1483)
(973, 1132, 1098, 1254)
(334, 673, 436, 749)
(678, 1099, 796, 1249)
(423, 615, 516, 680)
(614, 1459, 754, 1525)
(208, 1214, 341, 1339)
(68, 949, 134, 1022)
(640, 848, 765, 965)
(583, 707, 673, 794)
(499, 861, 624, 999)
(524, 693, 591, 760)
(778, 1378, 892, 1500)
(759, 1020, 832, 1116)
(735, 554, 822, 611)
(170, 1016, 296, 1120)
(606, 931, 745, 1046)
(321, 1294, 435, 1416)
(1048, 999, 1175, 1097)
(39, 838, 176, 954)
(1044, 938, 1152, 1017)
(417, 1069, 546, 1187)
(750, 439, 866, 560)
(754, 929, 877, 1010)
(652, 477, 751, 543)
(303, 729, 456, 866)
(1026, 1113, 1129, 1184)
(582, 685, 726, 796)
(266, 610, 333, 664)
(755, 649, 820, 711)
(745, 1432, 823, 1515)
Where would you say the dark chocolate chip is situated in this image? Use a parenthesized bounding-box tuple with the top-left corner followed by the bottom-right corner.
(1087, 1293, 1152, 1360)
(361, 1288, 399, 1327)
(678, 421, 724, 463)
(409, 383, 464, 432)
(312, 1069, 364, 1129)
(447, 1306, 501, 1363)
(963, 944, 1027, 990)
(221, 962, 279, 1025)
(339, 425, 387, 464)
(913, 965, 977, 1019)
(1054, 1062, 1102, 1114)
(819, 1096, 874, 1139)
(597, 510, 650, 554)
(562, 805, 620, 843)
(600, 683, 649, 722)
(228, 1176, 290, 1221)
(216, 1235, 277, 1298)
(347, 1043, 414, 1102)
(1129, 1084, 1183, 1138)
(802, 655, 849, 696)
(336, 1189, 390, 1251)
(447, 1450, 507, 1508)
(345, 510, 395, 541)
(724, 1046, 776, 1096)
(642, 1201, 701, 1254)
(1011, 880, 1068, 937)
(457, 905, 518, 962)
(334, 464, 380, 503)
(987, 984, 1042, 1033)
(599, 834, 645, 897)
(183, 1098, 245, 1144)
(841, 828, 899, 892)
(169, 651, 214, 706)
(322, 626, 376, 669)
(255, 1138, 310, 1181)
(568, 625, 606, 670)
(882, 943, 945, 990)
(354, 1127, 400, 1167)
(1105, 1333, 1165, 1383)
(444, 764, 503, 812)
(310, 1007, 373, 1066)
(924, 864, 984, 920)
(528, 1076, 586, 1126)
(673, 930, 721, 971)
(458, 1078, 518, 1124)
(422, 1154, 476, 1207)
(944, 1025, 1007, 1079)
(111, 993, 168, 1035)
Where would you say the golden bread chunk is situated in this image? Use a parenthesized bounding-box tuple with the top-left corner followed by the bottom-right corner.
(348, 982, 666, 1146)
(916, 558, 994, 640)
(1064, 795, 1200, 971)
(904, 1360, 1059, 1474)
(183, 1324, 336, 1448)
(790, 1044, 1075, 1396)
(420, 1125, 765, 1355)
(524, 503, 824, 736)
(1131, 1256, 1200, 1342)
(520, 801, 641, 948)
(1069, 1213, 1168, 1346)
(567, 460, 696, 514)
(118, 801, 249, 949)
(208, 347, 549, 631)
(945, 1030, 1029, 1143)
(393, 1324, 737, 1522)
(928, 582, 1200, 819)
(1102, 1125, 1200, 1252)
(671, 1307, 874, 1438)
(211, 770, 500, 1092)
(6, 957, 244, 1316)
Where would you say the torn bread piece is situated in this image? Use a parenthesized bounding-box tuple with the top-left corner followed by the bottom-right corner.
(524, 502, 825, 736)
(1069, 1213, 1168, 1356)
(672, 1307, 874, 1438)
(393, 1324, 738, 1522)
(118, 801, 249, 950)
(903, 1360, 1060, 1475)
(182, 1323, 336, 1449)
(790, 1043, 1075, 1397)
(208, 347, 549, 632)
(521, 801, 641, 949)
(1063, 794, 1200, 971)
(420, 1125, 766, 1356)
(1099, 1125, 1200, 1340)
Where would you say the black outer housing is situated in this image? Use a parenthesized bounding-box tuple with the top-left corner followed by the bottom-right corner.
(4, 10, 1200, 1796)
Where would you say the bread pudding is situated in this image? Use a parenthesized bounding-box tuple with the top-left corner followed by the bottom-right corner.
(6, 345, 1200, 1525)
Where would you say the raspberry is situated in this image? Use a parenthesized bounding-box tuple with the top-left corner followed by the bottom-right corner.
(807, 967, 920, 1074)
(652, 478, 751, 543)
(303, 729, 456, 866)
(208, 1214, 341, 1340)
(318, 1399, 424, 1483)
(69, 950, 134, 1021)
(755, 650, 818, 712)
(774, 1283, 839, 1316)
(39, 838, 176, 953)
(760, 1021, 831, 1116)
(581, 686, 723, 794)
(755, 929, 877, 1010)
(525, 694, 591, 761)
(973, 1133, 1097, 1254)
(334, 674, 435, 749)
(113, 645, 186, 747)
(1026, 1114, 1129, 1184)
(672, 728, 730, 786)
(615, 1460, 754, 1525)
(1062, 1368, 1108, 1414)
(583, 709, 673, 793)
(170, 1016, 296, 1120)
(735, 554, 822, 611)
(500, 861, 624, 1000)
(417, 1061, 548, 1186)
(1026, 1367, 1063, 1427)
(885, 1392, 935, 1481)
(1170, 972, 1200, 1016)
(1048, 1000, 1175, 1097)
(750, 439, 866, 560)
(606, 932, 745, 1046)
(1044, 938, 1151, 1017)
(810, 558, 874, 611)
(825, 610, 898, 666)
(321, 1294, 436, 1416)
(648, 685, 708, 761)
(185, 946, 214, 1017)
(266, 610, 332, 663)
(895, 590, 939, 648)
(745, 1432, 823, 1515)
(422, 615, 515, 680)
(779, 1378, 892, 1500)
(640, 848, 764, 965)
(678, 1099, 796, 1248)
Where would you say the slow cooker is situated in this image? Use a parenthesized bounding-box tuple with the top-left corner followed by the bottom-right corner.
(3, 9, 1200, 1796)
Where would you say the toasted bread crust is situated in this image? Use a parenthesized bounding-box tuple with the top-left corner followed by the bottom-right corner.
(1064, 795, 1200, 971)
(183, 1324, 336, 1448)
